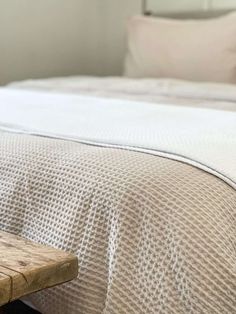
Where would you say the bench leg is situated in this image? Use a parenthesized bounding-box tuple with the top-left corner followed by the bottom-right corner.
(1, 301, 41, 314)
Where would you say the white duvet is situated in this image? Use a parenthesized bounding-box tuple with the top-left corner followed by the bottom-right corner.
(0, 77, 236, 189)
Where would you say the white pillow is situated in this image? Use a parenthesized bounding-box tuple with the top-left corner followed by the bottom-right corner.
(124, 13, 236, 83)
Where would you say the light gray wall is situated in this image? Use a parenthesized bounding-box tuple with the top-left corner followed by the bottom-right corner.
(0, 0, 107, 85)
(103, 0, 142, 76)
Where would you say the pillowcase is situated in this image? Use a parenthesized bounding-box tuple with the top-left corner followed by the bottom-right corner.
(124, 13, 236, 84)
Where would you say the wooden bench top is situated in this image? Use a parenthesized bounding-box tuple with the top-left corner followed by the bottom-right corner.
(0, 231, 78, 306)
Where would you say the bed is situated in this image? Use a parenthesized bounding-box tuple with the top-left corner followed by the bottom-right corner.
(0, 9, 236, 314)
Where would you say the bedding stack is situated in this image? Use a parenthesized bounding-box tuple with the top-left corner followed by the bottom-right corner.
(0, 77, 235, 313)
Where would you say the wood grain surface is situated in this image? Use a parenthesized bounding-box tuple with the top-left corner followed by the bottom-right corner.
(0, 231, 78, 307)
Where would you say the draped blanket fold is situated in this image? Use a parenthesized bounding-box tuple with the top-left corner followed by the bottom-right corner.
(0, 78, 235, 313)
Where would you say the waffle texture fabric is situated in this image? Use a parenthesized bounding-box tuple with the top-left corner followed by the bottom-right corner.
(0, 132, 235, 314)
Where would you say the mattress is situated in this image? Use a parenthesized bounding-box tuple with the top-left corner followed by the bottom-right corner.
(0, 77, 235, 314)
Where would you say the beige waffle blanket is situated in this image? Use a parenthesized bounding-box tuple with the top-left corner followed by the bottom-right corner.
(0, 77, 236, 313)
(0, 132, 235, 314)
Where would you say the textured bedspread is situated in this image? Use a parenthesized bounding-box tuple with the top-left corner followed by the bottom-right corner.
(0, 77, 236, 313)
(0, 132, 235, 314)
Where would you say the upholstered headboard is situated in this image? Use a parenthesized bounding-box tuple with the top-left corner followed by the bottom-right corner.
(142, 0, 235, 19)
(144, 9, 234, 19)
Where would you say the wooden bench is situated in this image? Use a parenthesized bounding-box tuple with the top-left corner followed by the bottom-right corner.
(0, 231, 78, 307)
